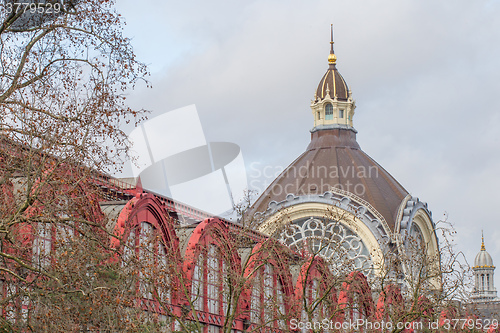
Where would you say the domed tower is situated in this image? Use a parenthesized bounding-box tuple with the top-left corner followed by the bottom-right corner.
(472, 233, 497, 301)
(311, 25, 355, 130)
(251, 27, 440, 283)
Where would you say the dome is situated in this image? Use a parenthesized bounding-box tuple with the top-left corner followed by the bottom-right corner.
(251, 29, 408, 231)
(251, 129, 408, 230)
(315, 63, 349, 102)
(474, 238, 495, 268)
(475, 250, 494, 268)
(314, 25, 349, 102)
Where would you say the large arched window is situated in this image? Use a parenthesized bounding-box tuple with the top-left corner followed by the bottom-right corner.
(191, 244, 228, 315)
(300, 278, 332, 330)
(0, 281, 29, 325)
(375, 285, 404, 322)
(31, 179, 105, 271)
(116, 194, 180, 312)
(32, 219, 78, 269)
(250, 263, 286, 329)
(245, 240, 293, 331)
(325, 104, 334, 120)
(281, 217, 373, 277)
(123, 221, 171, 306)
(297, 258, 337, 329)
(338, 271, 374, 323)
(184, 218, 246, 333)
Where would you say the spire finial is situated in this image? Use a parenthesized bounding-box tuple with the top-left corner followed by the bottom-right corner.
(481, 230, 486, 251)
(328, 24, 337, 65)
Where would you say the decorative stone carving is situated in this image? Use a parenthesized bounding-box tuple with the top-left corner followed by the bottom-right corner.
(280, 217, 373, 277)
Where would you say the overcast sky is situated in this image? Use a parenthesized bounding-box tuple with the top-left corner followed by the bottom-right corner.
(114, 0, 500, 288)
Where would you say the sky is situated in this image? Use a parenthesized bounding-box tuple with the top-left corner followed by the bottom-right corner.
(114, 0, 500, 288)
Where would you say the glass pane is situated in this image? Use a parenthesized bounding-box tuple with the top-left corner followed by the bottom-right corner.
(191, 257, 204, 311)
(208, 325, 220, 333)
(251, 271, 261, 323)
(325, 104, 333, 120)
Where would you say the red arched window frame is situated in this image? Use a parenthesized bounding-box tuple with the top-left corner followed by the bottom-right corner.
(191, 243, 227, 315)
(124, 221, 172, 307)
(338, 271, 374, 322)
(28, 178, 105, 271)
(2, 169, 107, 324)
(296, 257, 338, 325)
(244, 239, 294, 331)
(375, 284, 404, 322)
(403, 295, 434, 330)
(115, 194, 181, 314)
(184, 218, 244, 331)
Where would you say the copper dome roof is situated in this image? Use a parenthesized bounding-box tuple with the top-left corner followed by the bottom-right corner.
(251, 129, 408, 230)
(315, 63, 349, 101)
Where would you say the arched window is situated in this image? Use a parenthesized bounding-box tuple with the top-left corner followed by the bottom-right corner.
(487, 274, 490, 290)
(281, 217, 373, 277)
(250, 263, 286, 329)
(338, 272, 374, 323)
(375, 285, 404, 323)
(301, 278, 332, 330)
(185, 218, 244, 330)
(481, 274, 485, 290)
(115, 194, 180, 319)
(297, 258, 336, 330)
(325, 104, 334, 120)
(123, 222, 171, 304)
(191, 244, 228, 315)
(0, 282, 29, 325)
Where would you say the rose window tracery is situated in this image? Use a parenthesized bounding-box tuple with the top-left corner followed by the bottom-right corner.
(280, 217, 373, 276)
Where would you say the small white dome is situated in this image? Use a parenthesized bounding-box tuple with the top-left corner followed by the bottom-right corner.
(474, 249, 494, 268)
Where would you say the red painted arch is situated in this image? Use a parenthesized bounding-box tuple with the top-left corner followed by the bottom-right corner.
(111, 193, 182, 316)
(338, 271, 375, 319)
(295, 256, 336, 300)
(375, 284, 404, 321)
(112, 193, 179, 254)
(244, 239, 294, 297)
(295, 256, 339, 324)
(183, 218, 246, 328)
(184, 218, 241, 284)
(243, 238, 295, 323)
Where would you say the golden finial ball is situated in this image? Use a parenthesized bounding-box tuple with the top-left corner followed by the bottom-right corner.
(328, 53, 337, 64)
